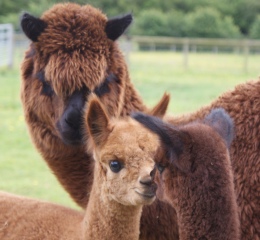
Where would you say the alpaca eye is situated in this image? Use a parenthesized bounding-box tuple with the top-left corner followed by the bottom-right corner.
(36, 71, 54, 97)
(109, 160, 122, 173)
(157, 164, 165, 174)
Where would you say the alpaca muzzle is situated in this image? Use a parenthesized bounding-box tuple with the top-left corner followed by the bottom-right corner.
(56, 89, 87, 145)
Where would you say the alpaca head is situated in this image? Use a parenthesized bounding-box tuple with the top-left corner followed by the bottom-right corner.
(133, 108, 234, 204)
(20, 3, 133, 145)
(84, 94, 170, 206)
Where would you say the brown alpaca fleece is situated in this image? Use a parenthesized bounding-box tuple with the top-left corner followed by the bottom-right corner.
(0, 191, 83, 240)
(0, 97, 161, 240)
(133, 109, 240, 240)
(165, 80, 260, 239)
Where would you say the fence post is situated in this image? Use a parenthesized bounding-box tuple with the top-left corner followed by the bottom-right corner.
(0, 24, 14, 68)
(122, 36, 132, 66)
(183, 38, 189, 69)
(243, 40, 249, 73)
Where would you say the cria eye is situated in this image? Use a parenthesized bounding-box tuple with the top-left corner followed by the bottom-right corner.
(157, 164, 165, 174)
(109, 160, 123, 173)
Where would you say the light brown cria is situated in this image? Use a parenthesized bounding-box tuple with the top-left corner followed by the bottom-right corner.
(0, 96, 162, 240)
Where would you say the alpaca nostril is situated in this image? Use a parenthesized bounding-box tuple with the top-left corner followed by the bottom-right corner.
(140, 177, 153, 186)
(65, 109, 82, 130)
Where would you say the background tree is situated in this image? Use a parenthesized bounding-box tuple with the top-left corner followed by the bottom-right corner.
(0, 0, 259, 38)
(250, 15, 260, 39)
(184, 8, 240, 38)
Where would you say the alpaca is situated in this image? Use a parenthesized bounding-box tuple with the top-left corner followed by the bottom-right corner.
(0, 95, 164, 240)
(133, 108, 240, 240)
(20, 3, 179, 239)
(20, 2, 259, 239)
(165, 80, 260, 239)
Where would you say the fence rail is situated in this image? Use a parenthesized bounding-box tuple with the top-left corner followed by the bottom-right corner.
(131, 36, 260, 48)
(1, 30, 260, 73)
(121, 36, 260, 72)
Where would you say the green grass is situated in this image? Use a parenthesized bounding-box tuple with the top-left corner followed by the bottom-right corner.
(0, 49, 259, 209)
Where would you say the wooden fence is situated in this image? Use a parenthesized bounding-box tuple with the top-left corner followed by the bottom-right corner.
(1, 33, 260, 72)
(121, 36, 260, 72)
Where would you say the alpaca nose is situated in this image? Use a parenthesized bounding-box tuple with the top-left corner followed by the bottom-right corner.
(140, 176, 153, 186)
(65, 108, 82, 130)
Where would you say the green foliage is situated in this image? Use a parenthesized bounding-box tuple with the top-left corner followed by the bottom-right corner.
(0, 13, 21, 30)
(232, 0, 260, 35)
(0, 0, 259, 37)
(250, 15, 260, 39)
(131, 8, 240, 39)
(184, 8, 240, 38)
(131, 9, 168, 36)
(26, 0, 58, 17)
(166, 11, 187, 37)
(0, 0, 29, 16)
(131, 10, 187, 37)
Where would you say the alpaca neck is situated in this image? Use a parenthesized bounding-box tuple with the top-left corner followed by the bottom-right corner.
(83, 166, 142, 240)
(174, 165, 239, 239)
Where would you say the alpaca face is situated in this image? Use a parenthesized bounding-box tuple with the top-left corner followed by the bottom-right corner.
(154, 124, 232, 206)
(20, 3, 132, 146)
(97, 119, 159, 206)
(85, 96, 166, 207)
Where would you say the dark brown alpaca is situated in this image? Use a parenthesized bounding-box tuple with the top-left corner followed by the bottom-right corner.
(20, 2, 259, 239)
(165, 81, 260, 239)
(20, 3, 146, 207)
(133, 109, 240, 240)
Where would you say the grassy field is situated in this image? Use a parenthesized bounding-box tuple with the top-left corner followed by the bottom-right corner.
(0, 49, 259, 209)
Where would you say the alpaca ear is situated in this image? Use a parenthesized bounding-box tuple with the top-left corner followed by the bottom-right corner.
(105, 14, 133, 41)
(148, 93, 170, 118)
(204, 108, 234, 147)
(132, 113, 191, 173)
(132, 113, 183, 153)
(21, 13, 46, 42)
(85, 95, 111, 147)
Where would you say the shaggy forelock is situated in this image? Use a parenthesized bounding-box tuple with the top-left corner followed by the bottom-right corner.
(40, 3, 109, 53)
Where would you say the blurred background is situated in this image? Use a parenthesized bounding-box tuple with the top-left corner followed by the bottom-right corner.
(0, 0, 259, 209)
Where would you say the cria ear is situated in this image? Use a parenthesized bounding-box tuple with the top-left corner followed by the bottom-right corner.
(132, 113, 183, 153)
(21, 13, 46, 42)
(167, 130, 192, 173)
(204, 108, 234, 148)
(148, 92, 170, 118)
(132, 113, 191, 172)
(105, 14, 133, 41)
(85, 94, 111, 147)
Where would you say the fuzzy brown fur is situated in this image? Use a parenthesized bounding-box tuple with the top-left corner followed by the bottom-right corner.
(134, 109, 240, 239)
(20, 2, 259, 240)
(165, 80, 260, 239)
(0, 96, 162, 240)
